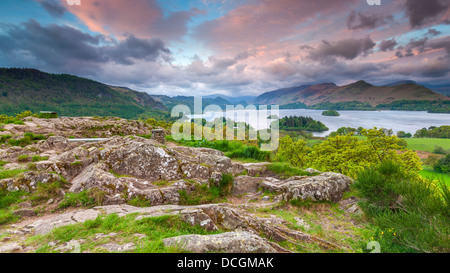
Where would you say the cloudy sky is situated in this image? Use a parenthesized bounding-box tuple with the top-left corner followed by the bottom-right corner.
(0, 0, 449, 97)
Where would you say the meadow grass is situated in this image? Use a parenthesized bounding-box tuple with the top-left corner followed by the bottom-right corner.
(403, 138, 450, 153)
(420, 169, 450, 187)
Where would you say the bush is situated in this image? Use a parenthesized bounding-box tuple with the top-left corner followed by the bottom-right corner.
(434, 154, 450, 174)
(225, 145, 271, 162)
(353, 161, 403, 208)
(356, 161, 450, 253)
(38, 112, 58, 119)
(433, 146, 448, 155)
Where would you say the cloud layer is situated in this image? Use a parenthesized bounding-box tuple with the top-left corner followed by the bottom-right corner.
(0, 0, 448, 96)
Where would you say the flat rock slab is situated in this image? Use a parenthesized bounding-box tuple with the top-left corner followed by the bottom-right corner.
(261, 172, 353, 203)
(0, 243, 22, 253)
(163, 231, 278, 253)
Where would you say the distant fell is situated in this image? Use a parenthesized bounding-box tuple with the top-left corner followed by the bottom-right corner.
(0, 68, 166, 119)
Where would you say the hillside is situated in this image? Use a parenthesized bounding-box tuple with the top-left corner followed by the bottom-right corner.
(255, 80, 450, 112)
(0, 68, 166, 119)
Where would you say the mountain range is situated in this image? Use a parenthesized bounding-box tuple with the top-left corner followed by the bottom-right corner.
(0, 68, 449, 119)
(252, 80, 449, 107)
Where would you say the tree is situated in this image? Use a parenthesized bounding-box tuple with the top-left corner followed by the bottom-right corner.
(308, 128, 421, 178)
(276, 136, 310, 168)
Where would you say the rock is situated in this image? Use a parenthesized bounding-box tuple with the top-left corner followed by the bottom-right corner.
(38, 136, 70, 152)
(242, 162, 269, 177)
(17, 201, 32, 208)
(126, 179, 188, 206)
(69, 163, 124, 195)
(261, 172, 353, 203)
(31, 209, 101, 235)
(262, 196, 270, 201)
(99, 243, 135, 253)
(13, 208, 36, 217)
(106, 141, 181, 181)
(294, 217, 311, 231)
(180, 163, 210, 179)
(0, 243, 22, 253)
(10, 117, 151, 139)
(55, 240, 83, 253)
(180, 208, 218, 231)
(232, 176, 262, 195)
(151, 129, 166, 144)
(163, 231, 279, 253)
(346, 204, 360, 214)
(102, 195, 126, 206)
(305, 168, 321, 174)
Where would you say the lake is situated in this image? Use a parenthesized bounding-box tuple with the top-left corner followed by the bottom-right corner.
(192, 109, 450, 137)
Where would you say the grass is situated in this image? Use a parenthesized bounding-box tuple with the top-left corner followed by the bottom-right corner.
(169, 137, 271, 162)
(266, 162, 311, 179)
(0, 189, 28, 225)
(420, 169, 450, 187)
(27, 213, 223, 253)
(0, 168, 27, 180)
(252, 203, 375, 253)
(403, 138, 450, 153)
(58, 189, 106, 209)
(179, 174, 234, 205)
(6, 133, 46, 147)
(32, 155, 49, 162)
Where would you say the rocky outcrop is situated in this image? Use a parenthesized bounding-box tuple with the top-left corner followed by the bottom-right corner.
(0, 171, 62, 193)
(163, 231, 278, 253)
(261, 172, 353, 203)
(2, 117, 151, 138)
(26, 203, 337, 251)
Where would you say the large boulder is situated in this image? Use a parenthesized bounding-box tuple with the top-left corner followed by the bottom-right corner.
(163, 231, 278, 253)
(261, 172, 353, 203)
(106, 141, 181, 181)
(69, 163, 124, 194)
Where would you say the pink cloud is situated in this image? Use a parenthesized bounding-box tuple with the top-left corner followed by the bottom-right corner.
(194, 0, 359, 53)
(62, 0, 200, 40)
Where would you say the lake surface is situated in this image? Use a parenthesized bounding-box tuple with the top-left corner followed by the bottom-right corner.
(191, 109, 450, 137)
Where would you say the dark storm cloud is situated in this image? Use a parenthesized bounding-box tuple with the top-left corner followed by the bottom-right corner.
(394, 36, 450, 58)
(346, 11, 393, 30)
(426, 28, 442, 36)
(0, 20, 172, 71)
(36, 0, 67, 18)
(307, 36, 376, 61)
(379, 38, 398, 52)
(405, 0, 449, 28)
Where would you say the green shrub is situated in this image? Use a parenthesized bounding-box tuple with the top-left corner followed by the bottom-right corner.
(38, 112, 58, 119)
(434, 154, 450, 174)
(225, 145, 271, 161)
(356, 161, 450, 253)
(353, 161, 403, 208)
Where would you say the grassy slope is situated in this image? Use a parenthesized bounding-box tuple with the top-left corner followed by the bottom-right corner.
(403, 138, 450, 152)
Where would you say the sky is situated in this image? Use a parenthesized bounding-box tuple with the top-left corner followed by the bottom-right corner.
(0, 0, 449, 97)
